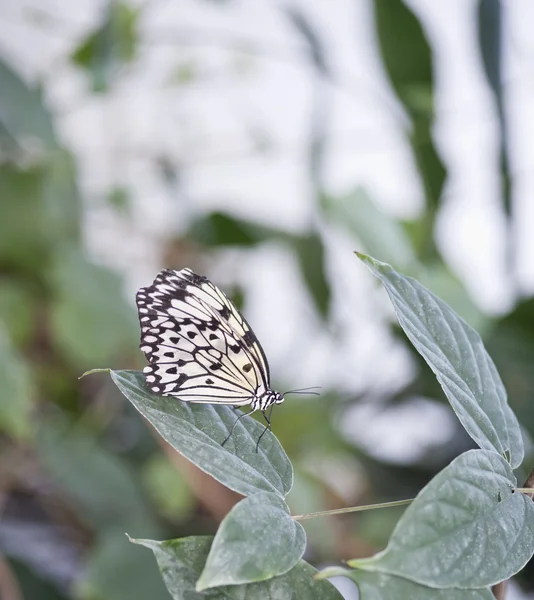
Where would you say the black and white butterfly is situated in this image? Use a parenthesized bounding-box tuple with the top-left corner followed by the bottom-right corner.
(136, 268, 312, 448)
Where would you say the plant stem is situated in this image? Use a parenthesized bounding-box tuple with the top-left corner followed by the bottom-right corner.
(292, 498, 413, 521)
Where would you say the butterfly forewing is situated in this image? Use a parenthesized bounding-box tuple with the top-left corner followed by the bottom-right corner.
(136, 268, 270, 405)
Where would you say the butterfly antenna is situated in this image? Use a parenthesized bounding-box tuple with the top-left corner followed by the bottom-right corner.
(283, 386, 322, 396)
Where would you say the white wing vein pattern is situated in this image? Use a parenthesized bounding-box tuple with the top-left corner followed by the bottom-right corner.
(136, 268, 271, 407)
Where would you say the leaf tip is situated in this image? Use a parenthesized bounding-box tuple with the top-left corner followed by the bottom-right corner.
(79, 368, 110, 380)
(195, 577, 210, 592)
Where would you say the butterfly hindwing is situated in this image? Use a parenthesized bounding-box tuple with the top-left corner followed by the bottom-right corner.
(136, 268, 270, 405)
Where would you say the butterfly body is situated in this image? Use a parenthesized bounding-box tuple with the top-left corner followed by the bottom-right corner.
(136, 268, 284, 424)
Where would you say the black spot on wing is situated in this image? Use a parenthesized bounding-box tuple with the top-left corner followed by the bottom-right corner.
(176, 373, 188, 387)
(243, 363, 252, 373)
(219, 305, 231, 319)
(243, 330, 256, 347)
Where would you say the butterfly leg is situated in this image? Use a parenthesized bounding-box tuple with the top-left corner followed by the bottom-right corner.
(221, 407, 255, 447)
(255, 405, 274, 453)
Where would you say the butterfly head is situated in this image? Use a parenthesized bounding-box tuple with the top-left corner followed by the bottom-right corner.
(254, 389, 284, 411)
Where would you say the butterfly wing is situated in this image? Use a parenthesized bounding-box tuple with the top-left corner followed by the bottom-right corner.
(136, 268, 271, 405)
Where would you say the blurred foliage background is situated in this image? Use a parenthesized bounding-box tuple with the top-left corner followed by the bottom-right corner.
(1, 0, 534, 598)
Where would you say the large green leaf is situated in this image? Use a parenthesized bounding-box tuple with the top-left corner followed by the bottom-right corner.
(132, 535, 342, 599)
(0, 327, 33, 438)
(358, 253, 523, 467)
(197, 492, 306, 589)
(0, 58, 57, 149)
(318, 567, 494, 600)
(350, 449, 534, 588)
(110, 370, 293, 498)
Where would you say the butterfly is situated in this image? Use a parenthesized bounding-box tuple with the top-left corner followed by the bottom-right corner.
(136, 268, 317, 449)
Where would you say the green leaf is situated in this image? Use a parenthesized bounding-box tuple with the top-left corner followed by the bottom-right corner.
(322, 188, 416, 271)
(0, 279, 36, 345)
(49, 250, 138, 368)
(373, 0, 446, 257)
(142, 455, 195, 521)
(72, 2, 138, 92)
(80, 529, 169, 600)
(477, 0, 510, 216)
(37, 419, 159, 532)
(197, 492, 306, 589)
(0, 58, 57, 150)
(132, 535, 342, 599)
(357, 253, 523, 467)
(0, 154, 81, 272)
(188, 211, 279, 247)
(0, 327, 33, 438)
(110, 370, 293, 498)
(291, 232, 330, 318)
(319, 567, 494, 600)
(374, 0, 432, 103)
(350, 449, 534, 588)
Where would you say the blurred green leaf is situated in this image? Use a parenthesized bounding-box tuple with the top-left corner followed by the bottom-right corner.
(80, 529, 169, 600)
(322, 188, 416, 271)
(350, 450, 534, 588)
(0, 154, 80, 272)
(132, 535, 343, 599)
(10, 559, 71, 600)
(197, 492, 305, 589)
(374, 0, 432, 103)
(42, 149, 82, 242)
(0, 279, 36, 345)
(478, 0, 501, 102)
(0, 327, 33, 438)
(38, 419, 160, 533)
(358, 253, 523, 467)
(0, 164, 51, 270)
(319, 567, 494, 599)
(111, 370, 293, 497)
(477, 0, 511, 217)
(189, 211, 278, 247)
(108, 185, 131, 215)
(73, 2, 139, 92)
(142, 455, 195, 521)
(487, 298, 534, 437)
(291, 232, 330, 318)
(373, 0, 446, 258)
(49, 250, 137, 368)
(170, 60, 198, 85)
(0, 58, 57, 150)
